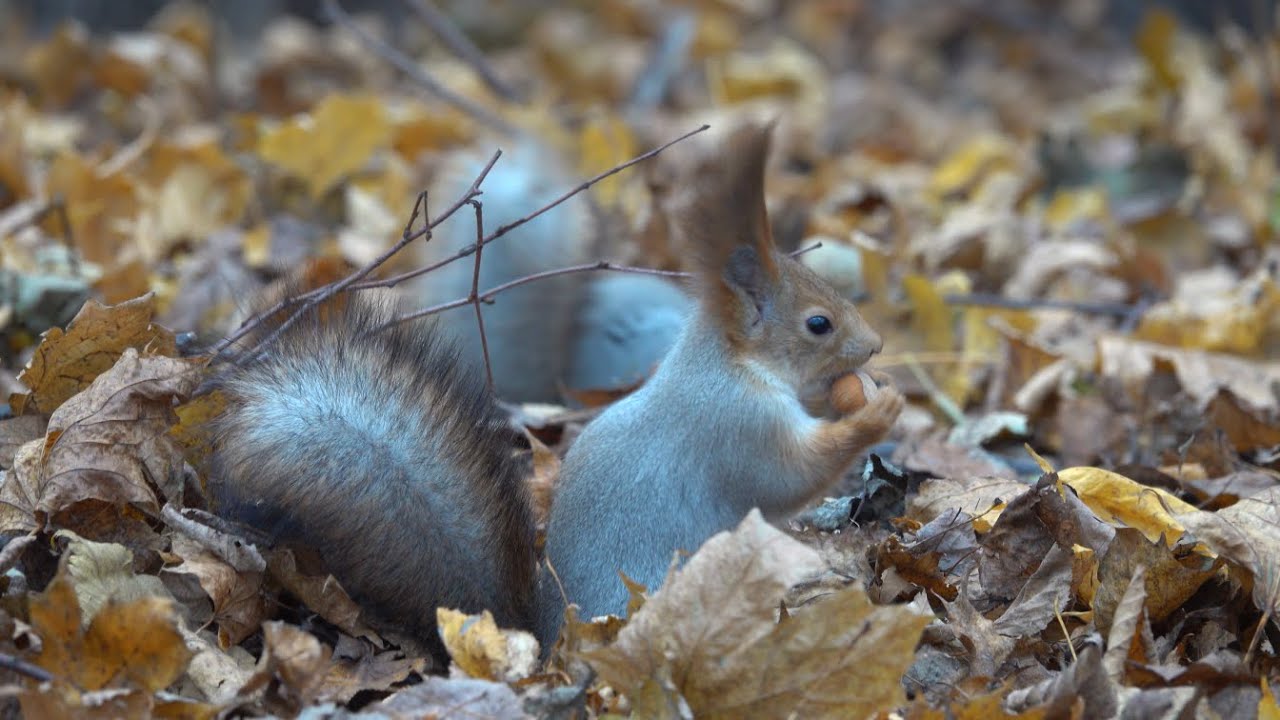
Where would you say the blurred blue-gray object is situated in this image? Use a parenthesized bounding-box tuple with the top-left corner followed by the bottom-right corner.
(567, 274, 690, 394)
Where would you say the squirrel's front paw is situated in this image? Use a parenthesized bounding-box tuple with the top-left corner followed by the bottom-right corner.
(851, 382, 904, 436)
(814, 380, 903, 460)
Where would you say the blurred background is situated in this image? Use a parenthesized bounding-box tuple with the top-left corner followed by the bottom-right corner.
(1, 0, 1278, 458)
(0, 0, 1267, 37)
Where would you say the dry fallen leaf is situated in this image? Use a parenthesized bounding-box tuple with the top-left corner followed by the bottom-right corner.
(584, 510, 929, 719)
(166, 532, 265, 648)
(57, 530, 171, 621)
(318, 640, 427, 705)
(42, 151, 140, 266)
(1091, 528, 1219, 635)
(2, 4, 1279, 717)
(257, 92, 390, 198)
(437, 608, 538, 683)
(12, 293, 179, 416)
(1094, 337, 1280, 451)
(235, 621, 331, 714)
(371, 676, 530, 718)
(946, 590, 1017, 679)
(908, 474, 1028, 527)
(0, 350, 203, 534)
(29, 561, 191, 694)
(1176, 486, 1280, 614)
(265, 548, 382, 645)
(0, 414, 48, 468)
(1059, 466, 1198, 548)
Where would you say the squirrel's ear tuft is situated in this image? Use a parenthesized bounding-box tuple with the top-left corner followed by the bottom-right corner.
(677, 122, 780, 317)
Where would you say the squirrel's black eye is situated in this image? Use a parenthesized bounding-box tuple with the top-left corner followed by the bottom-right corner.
(806, 315, 833, 335)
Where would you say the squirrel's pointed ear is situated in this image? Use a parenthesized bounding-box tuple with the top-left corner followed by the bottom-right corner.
(684, 123, 778, 271)
(676, 122, 780, 330)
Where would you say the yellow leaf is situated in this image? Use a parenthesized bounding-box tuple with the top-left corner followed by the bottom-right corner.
(22, 23, 91, 109)
(1134, 278, 1280, 355)
(1025, 444, 1055, 474)
(691, 10, 739, 58)
(709, 39, 825, 108)
(1136, 8, 1180, 90)
(1060, 467, 1198, 547)
(171, 389, 226, 477)
(578, 113, 636, 206)
(1043, 187, 1109, 231)
(94, 37, 155, 97)
(390, 103, 472, 161)
(902, 274, 954, 353)
(142, 137, 251, 213)
(135, 163, 240, 260)
(437, 608, 537, 683)
(929, 135, 1019, 199)
(971, 501, 1005, 533)
(241, 223, 272, 270)
(31, 569, 191, 692)
(1071, 544, 1099, 606)
(1262, 678, 1280, 720)
(258, 93, 390, 198)
(44, 151, 139, 265)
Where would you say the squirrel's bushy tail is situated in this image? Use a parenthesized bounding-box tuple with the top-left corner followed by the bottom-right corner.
(208, 290, 536, 652)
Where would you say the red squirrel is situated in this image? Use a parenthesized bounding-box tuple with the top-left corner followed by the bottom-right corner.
(536, 125, 902, 645)
(207, 123, 902, 660)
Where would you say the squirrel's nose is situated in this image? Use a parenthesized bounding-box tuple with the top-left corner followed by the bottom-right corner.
(862, 330, 883, 357)
(850, 330, 883, 366)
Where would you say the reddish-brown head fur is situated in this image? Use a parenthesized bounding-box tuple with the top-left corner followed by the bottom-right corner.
(675, 123, 884, 411)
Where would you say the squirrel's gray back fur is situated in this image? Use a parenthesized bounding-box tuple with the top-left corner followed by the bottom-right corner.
(208, 292, 536, 652)
(537, 319, 800, 644)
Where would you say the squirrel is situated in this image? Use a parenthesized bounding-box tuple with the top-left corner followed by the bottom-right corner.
(206, 122, 902, 662)
(535, 124, 902, 645)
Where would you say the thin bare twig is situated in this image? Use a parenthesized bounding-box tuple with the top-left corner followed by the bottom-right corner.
(216, 126, 707, 363)
(0, 652, 54, 684)
(942, 292, 1141, 318)
(382, 261, 688, 330)
(406, 0, 523, 103)
(213, 189, 423, 360)
(905, 354, 965, 425)
(467, 200, 495, 391)
(323, 0, 514, 133)
(212, 151, 501, 360)
(380, 239, 822, 332)
(792, 241, 822, 258)
(50, 197, 78, 278)
(230, 189, 435, 365)
(351, 123, 711, 293)
(481, 124, 708, 250)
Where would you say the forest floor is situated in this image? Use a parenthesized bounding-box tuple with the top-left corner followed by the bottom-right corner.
(0, 1, 1278, 718)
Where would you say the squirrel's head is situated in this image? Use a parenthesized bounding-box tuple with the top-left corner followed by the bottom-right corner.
(676, 122, 883, 412)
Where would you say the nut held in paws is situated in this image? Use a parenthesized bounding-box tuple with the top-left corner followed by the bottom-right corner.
(832, 372, 869, 414)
